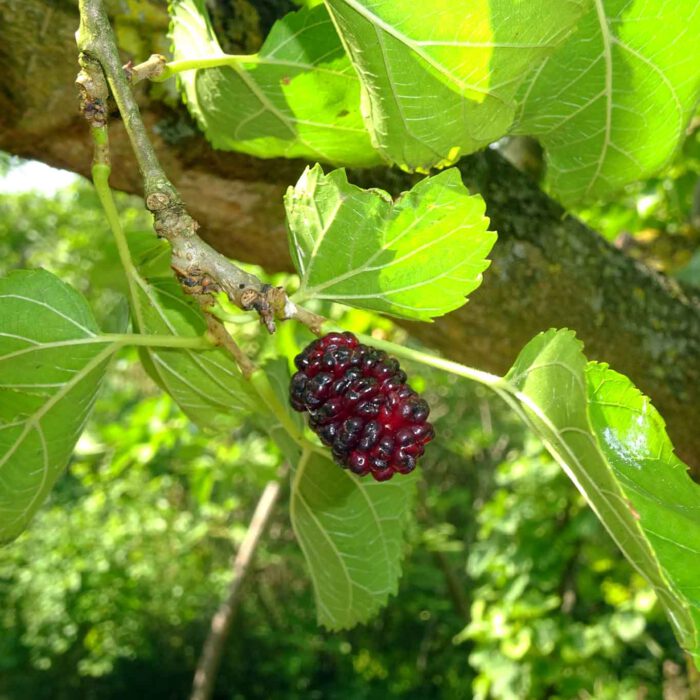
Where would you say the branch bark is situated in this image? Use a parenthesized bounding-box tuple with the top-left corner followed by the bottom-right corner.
(191, 478, 282, 700)
(74, 0, 323, 334)
(2, 0, 699, 471)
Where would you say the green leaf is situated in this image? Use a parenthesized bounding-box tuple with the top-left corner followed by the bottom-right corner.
(170, 0, 379, 166)
(514, 0, 700, 202)
(0, 270, 112, 543)
(107, 229, 257, 432)
(131, 273, 258, 432)
(286, 165, 496, 320)
(324, 0, 586, 170)
(586, 362, 700, 664)
(290, 448, 416, 629)
(503, 329, 699, 664)
(101, 295, 130, 334)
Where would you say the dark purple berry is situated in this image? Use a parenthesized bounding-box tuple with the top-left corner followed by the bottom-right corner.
(289, 332, 434, 481)
(348, 451, 370, 475)
(359, 420, 381, 450)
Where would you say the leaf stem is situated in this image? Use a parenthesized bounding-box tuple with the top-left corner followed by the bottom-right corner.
(352, 332, 506, 390)
(290, 446, 312, 506)
(91, 156, 147, 332)
(159, 55, 262, 80)
(204, 314, 256, 377)
(250, 369, 308, 449)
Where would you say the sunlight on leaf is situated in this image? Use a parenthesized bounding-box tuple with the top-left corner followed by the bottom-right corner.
(324, 0, 586, 169)
(514, 0, 700, 202)
(170, 0, 379, 166)
(587, 362, 700, 665)
(503, 329, 700, 664)
(286, 165, 496, 320)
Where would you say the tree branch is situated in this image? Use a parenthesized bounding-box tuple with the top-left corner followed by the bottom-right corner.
(74, 0, 323, 335)
(191, 476, 283, 700)
(417, 485, 471, 623)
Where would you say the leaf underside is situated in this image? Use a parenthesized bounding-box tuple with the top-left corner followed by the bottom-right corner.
(505, 329, 700, 664)
(170, 0, 379, 166)
(324, 0, 587, 171)
(171, 0, 700, 202)
(514, 0, 700, 202)
(0, 270, 112, 544)
(126, 233, 258, 432)
(290, 448, 416, 630)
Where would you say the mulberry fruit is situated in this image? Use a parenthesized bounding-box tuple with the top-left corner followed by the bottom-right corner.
(290, 332, 434, 481)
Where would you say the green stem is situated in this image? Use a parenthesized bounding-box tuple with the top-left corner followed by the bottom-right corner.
(291, 446, 313, 500)
(250, 369, 309, 450)
(91, 158, 146, 331)
(351, 331, 506, 390)
(92, 163, 129, 267)
(159, 55, 262, 80)
(159, 55, 348, 83)
(206, 306, 258, 325)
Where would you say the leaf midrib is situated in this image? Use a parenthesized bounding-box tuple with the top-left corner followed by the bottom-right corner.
(586, 0, 614, 197)
(290, 448, 355, 624)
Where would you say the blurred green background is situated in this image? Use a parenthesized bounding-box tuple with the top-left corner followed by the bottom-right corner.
(0, 134, 699, 699)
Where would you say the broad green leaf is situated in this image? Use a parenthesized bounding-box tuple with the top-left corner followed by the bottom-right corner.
(587, 362, 700, 665)
(504, 329, 699, 663)
(286, 165, 496, 320)
(123, 232, 258, 431)
(170, 0, 379, 166)
(514, 0, 700, 202)
(0, 270, 112, 543)
(132, 276, 258, 432)
(290, 448, 416, 629)
(324, 0, 586, 170)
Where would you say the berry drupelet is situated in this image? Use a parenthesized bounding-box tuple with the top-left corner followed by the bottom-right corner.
(290, 332, 434, 481)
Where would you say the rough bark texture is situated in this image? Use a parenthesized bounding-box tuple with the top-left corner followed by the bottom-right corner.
(2, 0, 699, 471)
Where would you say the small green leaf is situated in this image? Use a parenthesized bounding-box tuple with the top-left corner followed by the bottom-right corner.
(324, 0, 586, 170)
(170, 0, 379, 166)
(290, 448, 416, 629)
(514, 0, 700, 202)
(504, 329, 699, 664)
(0, 270, 112, 543)
(286, 165, 496, 320)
